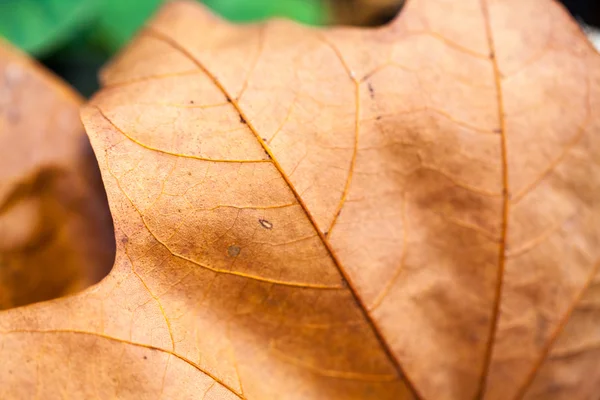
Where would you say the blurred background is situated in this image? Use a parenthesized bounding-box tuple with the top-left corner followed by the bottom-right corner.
(0, 0, 598, 98)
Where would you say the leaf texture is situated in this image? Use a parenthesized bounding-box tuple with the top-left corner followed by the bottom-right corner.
(0, 40, 114, 310)
(1, 0, 600, 399)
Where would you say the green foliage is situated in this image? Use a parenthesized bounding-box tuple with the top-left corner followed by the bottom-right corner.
(94, 0, 325, 53)
(0, 0, 327, 95)
(0, 0, 99, 56)
(0, 0, 326, 56)
(203, 0, 325, 25)
(90, 0, 163, 53)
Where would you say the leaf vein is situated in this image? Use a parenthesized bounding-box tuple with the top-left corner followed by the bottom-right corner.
(0, 329, 242, 399)
(141, 25, 422, 398)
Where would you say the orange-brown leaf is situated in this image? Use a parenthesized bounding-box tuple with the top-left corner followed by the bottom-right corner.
(0, 40, 114, 310)
(2, 0, 600, 399)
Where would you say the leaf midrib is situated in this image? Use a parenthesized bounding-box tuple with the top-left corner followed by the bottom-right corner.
(476, 0, 510, 398)
(140, 24, 423, 399)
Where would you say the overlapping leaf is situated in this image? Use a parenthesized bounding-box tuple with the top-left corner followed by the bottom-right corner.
(0, 40, 114, 309)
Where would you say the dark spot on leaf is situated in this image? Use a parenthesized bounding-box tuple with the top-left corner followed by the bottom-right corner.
(226, 97, 232, 103)
(187, 172, 192, 176)
(376, 116, 382, 121)
(6, 108, 19, 123)
(227, 245, 241, 257)
(262, 138, 268, 142)
(240, 115, 247, 124)
(324, 231, 329, 237)
(368, 82, 375, 98)
(189, 100, 194, 104)
(143, 356, 147, 360)
(493, 128, 501, 134)
(259, 219, 273, 229)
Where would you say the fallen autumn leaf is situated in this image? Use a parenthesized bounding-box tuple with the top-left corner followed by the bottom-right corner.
(1, 0, 600, 399)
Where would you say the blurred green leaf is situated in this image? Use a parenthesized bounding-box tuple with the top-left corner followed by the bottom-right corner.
(91, 0, 163, 53)
(0, 0, 99, 56)
(92, 0, 326, 54)
(0, 0, 328, 96)
(0, 0, 327, 56)
(202, 0, 325, 25)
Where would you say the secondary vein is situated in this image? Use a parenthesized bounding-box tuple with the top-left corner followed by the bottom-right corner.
(141, 25, 419, 398)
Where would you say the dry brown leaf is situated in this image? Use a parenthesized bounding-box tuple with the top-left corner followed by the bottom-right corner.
(0, 40, 114, 310)
(2, 0, 600, 399)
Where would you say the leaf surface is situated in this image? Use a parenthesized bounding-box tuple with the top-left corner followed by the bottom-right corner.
(2, 0, 600, 399)
(0, 40, 114, 309)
